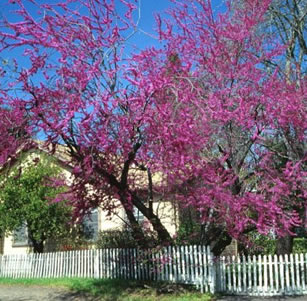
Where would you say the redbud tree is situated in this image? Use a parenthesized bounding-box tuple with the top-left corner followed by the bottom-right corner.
(0, 0, 305, 254)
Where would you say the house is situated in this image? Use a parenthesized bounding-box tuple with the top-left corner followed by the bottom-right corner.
(0, 144, 178, 255)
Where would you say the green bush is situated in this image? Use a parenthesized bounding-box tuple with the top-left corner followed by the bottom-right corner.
(95, 229, 159, 249)
(293, 238, 307, 254)
(95, 229, 136, 249)
(240, 234, 307, 255)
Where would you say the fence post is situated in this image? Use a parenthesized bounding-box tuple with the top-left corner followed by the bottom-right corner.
(215, 255, 221, 293)
(94, 249, 99, 278)
(208, 247, 216, 294)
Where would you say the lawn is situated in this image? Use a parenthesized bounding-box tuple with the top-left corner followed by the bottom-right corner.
(0, 277, 213, 301)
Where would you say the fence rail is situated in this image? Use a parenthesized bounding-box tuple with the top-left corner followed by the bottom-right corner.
(0, 246, 307, 297)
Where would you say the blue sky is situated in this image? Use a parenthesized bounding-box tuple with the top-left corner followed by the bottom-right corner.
(0, 0, 226, 55)
(0, 1, 174, 67)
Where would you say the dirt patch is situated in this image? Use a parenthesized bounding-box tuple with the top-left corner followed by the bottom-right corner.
(0, 285, 96, 301)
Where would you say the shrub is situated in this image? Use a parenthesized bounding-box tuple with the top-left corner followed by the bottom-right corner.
(95, 228, 159, 249)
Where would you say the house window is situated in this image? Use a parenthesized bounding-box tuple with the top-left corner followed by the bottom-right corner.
(133, 207, 144, 224)
(82, 209, 99, 241)
(13, 223, 29, 246)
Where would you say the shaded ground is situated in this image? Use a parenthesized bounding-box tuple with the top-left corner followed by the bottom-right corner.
(0, 285, 96, 301)
(217, 295, 307, 301)
(0, 284, 306, 301)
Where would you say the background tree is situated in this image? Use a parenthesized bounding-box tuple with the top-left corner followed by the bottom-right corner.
(143, 0, 306, 253)
(231, 0, 307, 254)
(264, 0, 306, 255)
(0, 154, 72, 253)
(0, 0, 305, 254)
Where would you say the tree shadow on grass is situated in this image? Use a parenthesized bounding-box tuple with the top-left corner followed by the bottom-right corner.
(65, 278, 201, 301)
(67, 278, 149, 301)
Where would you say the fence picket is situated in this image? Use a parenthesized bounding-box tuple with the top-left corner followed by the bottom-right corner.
(290, 253, 295, 292)
(238, 255, 242, 293)
(208, 249, 215, 294)
(258, 254, 262, 296)
(189, 245, 194, 284)
(285, 254, 290, 293)
(263, 255, 267, 294)
(185, 245, 190, 283)
(295, 253, 300, 292)
(279, 255, 285, 293)
(226, 255, 231, 292)
(274, 254, 279, 293)
(242, 255, 246, 293)
(232, 255, 236, 293)
(247, 255, 251, 293)
(268, 255, 273, 295)
(300, 253, 305, 292)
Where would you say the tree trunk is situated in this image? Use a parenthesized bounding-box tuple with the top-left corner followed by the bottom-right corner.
(32, 239, 45, 253)
(276, 234, 293, 255)
(121, 198, 149, 248)
(210, 232, 233, 256)
(131, 193, 173, 245)
(28, 230, 45, 253)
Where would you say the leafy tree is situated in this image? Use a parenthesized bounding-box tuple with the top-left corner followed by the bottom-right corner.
(0, 0, 305, 254)
(0, 154, 72, 253)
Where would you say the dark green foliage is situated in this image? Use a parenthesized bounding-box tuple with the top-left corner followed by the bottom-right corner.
(240, 234, 307, 255)
(95, 229, 136, 249)
(95, 228, 159, 249)
(293, 238, 307, 254)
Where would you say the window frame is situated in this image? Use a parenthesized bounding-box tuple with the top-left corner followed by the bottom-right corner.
(82, 209, 99, 242)
(12, 223, 31, 247)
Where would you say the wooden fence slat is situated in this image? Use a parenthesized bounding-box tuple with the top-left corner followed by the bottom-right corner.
(290, 253, 295, 292)
(295, 253, 300, 291)
(189, 245, 194, 284)
(263, 255, 267, 294)
(197, 246, 202, 290)
(300, 253, 305, 292)
(237, 255, 241, 293)
(285, 254, 290, 293)
(247, 255, 251, 293)
(274, 254, 279, 293)
(280, 255, 285, 293)
(184, 245, 190, 283)
(232, 255, 236, 293)
(258, 254, 262, 296)
(268, 255, 273, 294)
(173, 246, 177, 283)
(242, 255, 246, 293)
(252, 255, 257, 294)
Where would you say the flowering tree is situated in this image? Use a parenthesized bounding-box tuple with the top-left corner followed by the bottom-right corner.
(0, 0, 305, 254)
(0, 105, 31, 165)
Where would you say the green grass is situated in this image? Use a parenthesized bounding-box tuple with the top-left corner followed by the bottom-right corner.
(0, 277, 213, 301)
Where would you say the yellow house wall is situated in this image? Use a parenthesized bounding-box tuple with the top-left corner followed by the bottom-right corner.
(152, 200, 177, 236)
(3, 235, 32, 255)
(1, 148, 179, 255)
(99, 205, 125, 231)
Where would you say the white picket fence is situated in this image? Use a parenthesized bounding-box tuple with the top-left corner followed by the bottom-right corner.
(216, 253, 307, 296)
(0, 246, 306, 297)
(0, 245, 215, 293)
